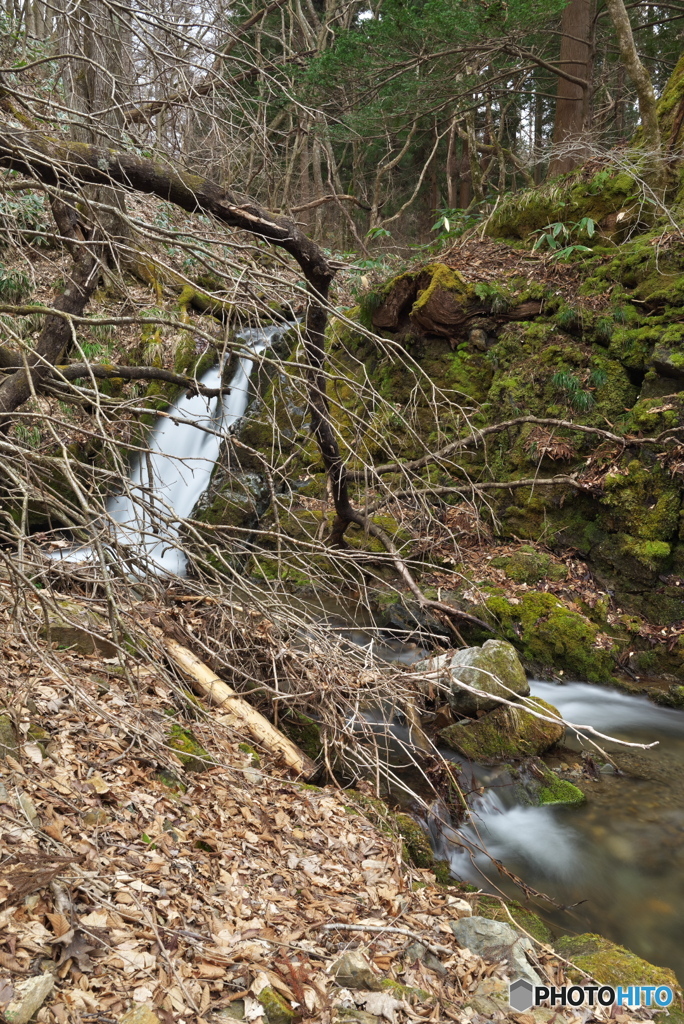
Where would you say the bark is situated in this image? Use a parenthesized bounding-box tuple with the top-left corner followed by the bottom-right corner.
(603, 0, 661, 157)
(549, 0, 595, 175)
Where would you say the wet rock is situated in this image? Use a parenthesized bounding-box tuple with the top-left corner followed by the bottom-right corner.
(0, 715, 19, 760)
(331, 951, 383, 991)
(40, 599, 117, 657)
(554, 933, 680, 990)
(416, 639, 529, 715)
(450, 915, 541, 985)
(439, 697, 564, 763)
(4, 973, 54, 1024)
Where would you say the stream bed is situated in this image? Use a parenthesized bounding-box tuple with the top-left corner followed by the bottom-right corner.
(435, 680, 684, 983)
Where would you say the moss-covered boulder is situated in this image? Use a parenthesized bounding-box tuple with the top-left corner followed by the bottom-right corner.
(417, 639, 529, 714)
(484, 591, 614, 683)
(555, 933, 680, 991)
(535, 765, 586, 807)
(439, 697, 564, 763)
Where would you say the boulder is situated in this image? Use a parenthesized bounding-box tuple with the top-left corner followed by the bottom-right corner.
(40, 599, 117, 657)
(554, 933, 680, 991)
(450, 915, 541, 985)
(417, 640, 529, 715)
(331, 950, 383, 991)
(439, 697, 564, 763)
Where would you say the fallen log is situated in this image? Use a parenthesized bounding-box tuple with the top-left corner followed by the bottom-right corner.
(164, 638, 317, 778)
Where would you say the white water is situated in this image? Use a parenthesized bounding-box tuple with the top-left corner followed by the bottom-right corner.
(52, 324, 285, 576)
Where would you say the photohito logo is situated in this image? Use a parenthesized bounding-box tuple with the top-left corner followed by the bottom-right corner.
(509, 980, 674, 1012)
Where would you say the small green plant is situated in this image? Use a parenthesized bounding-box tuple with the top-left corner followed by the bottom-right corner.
(531, 217, 596, 260)
(551, 370, 602, 412)
(428, 204, 485, 246)
(0, 264, 31, 303)
(366, 225, 392, 240)
(473, 281, 511, 314)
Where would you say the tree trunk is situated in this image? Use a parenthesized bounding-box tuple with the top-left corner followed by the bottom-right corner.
(549, 0, 594, 175)
(604, 0, 663, 184)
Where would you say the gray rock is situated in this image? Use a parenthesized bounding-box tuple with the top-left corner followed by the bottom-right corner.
(4, 973, 54, 1024)
(417, 640, 529, 714)
(650, 345, 684, 380)
(404, 941, 447, 976)
(331, 950, 383, 991)
(450, 915, 541, 985)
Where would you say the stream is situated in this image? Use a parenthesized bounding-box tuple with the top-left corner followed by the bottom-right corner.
(51, 328, 684, 983)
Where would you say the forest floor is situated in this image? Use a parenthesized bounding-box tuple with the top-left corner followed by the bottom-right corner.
(0, 589, 657, 1024)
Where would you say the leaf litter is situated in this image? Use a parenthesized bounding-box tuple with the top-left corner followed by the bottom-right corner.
(0, 590, 662, 1024)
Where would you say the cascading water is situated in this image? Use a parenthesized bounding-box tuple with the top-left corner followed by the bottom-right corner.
(52, 324, 286, 576)
(432, 680, 684, 981)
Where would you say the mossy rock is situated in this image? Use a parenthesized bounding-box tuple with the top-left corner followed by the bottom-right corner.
(40, 599, 118, 657)
(280, 711, 322, 761)
(491, 548, 567, 585)
(555, 933, 680, 992)
(476, 895, 553, 945)
(485, 591, 614, 682)
(536, 766, 585, 807)
(166, 723, 213, 772)
(394, 812, 435, 869)
(439, 697, 564, 764)
(256, 986, 295, 1024)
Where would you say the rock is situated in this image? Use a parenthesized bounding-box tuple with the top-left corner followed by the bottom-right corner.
(445, 896, 473, 917)
(215, 1002, 245, 1021)
(0, 715, 19, 760)
(476, 896, 553, 945)
(257, 987, 295, 1024)
(4, 973, 55, 1024)
(40, 599, 117, 657)
(450, 915, 541, 985)
(166, 724, 213, 773)
(404, 941, 447, 976)
(554, 933, 680, 990)
(331, 951, 383, 991)
(335, 1011, 381, 1024)
(466, 978, 557, 1021)
(439, 697, 564, 763)
(650, 345, 684, 380)
(417, 640, 529, 715)
(534, 765, 585, 807)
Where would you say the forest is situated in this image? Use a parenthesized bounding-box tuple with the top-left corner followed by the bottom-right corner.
(1, 0, 684, 1020)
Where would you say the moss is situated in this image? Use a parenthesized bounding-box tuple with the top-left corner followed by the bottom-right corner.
(380, 979, 431, 1003)
(476, 895, 553, 944)
(537, 768, 585, 807)
(555, 933, 681, 992)
(486, 591, 614, 682)
(166, 723, 213, 772)
(394, 812, 435, 869)
(155, 769, 187, 793)
(257, 986, 295, 1024)
(440, 697, 564, 763)
(490, 549, 566, 585)
(238, 742, 260, 767)
(281, 711, 322, 761)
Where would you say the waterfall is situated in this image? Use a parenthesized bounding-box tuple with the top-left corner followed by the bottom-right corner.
(51, 324, 287, 576)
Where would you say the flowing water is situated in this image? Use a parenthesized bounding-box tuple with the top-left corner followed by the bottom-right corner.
(51, 325, 285, 575)
(47, 327, 684, 979)
(433, 681, 684, 982)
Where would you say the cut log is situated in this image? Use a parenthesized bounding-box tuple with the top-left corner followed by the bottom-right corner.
(164, 638, 317, 778)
